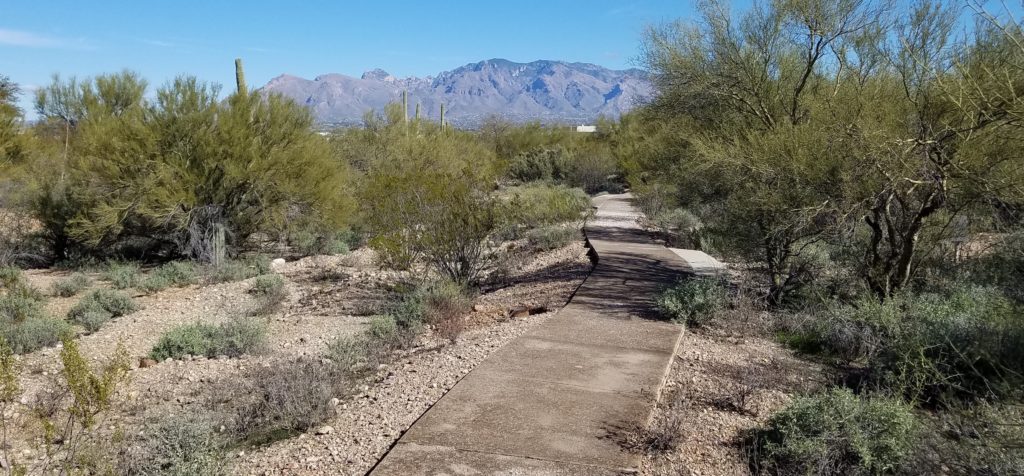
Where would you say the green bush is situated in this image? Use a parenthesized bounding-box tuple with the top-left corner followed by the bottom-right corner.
(31, 74, 354, 261)
(67, 289, 138, 332)
(248, 274, 284, 297)
(247, 274, 287, 316)
(657, 278, 728, 327)
(525, 225, 579, 251)
(4, 280, 46, 303)
(149, 318, 266, 360)
(751, 388, 918, 475)
(501, 183, 590, 232)
(51, 273, 91, 297)
(119, 415, 229, 476)
(103, 262, 141, 289)
(140, 261, 199, 294)
(0, 293, 45, 323)
(1, 316, 72, 354)
(137, 274, 171, 294)
(367, 314, 398, 341)
(207, 256, 271, 283)
(388, 280, 473, 331)
(290, 230, 351, 257)
(0, 266, 22, 288)
(781, 285, 1024, 402)
(507, 147, 572, 183)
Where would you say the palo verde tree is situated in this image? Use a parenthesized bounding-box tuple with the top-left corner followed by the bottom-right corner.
(31, 70, 354, 261)
(357, 104, 501, 284)
(635, 0, 1024, 303)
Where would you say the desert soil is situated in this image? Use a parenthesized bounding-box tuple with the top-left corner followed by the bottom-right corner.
(639, 319, 825, 475)
(9, 239, 593, 475)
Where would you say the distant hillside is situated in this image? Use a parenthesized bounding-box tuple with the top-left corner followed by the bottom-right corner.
(260, 59, 651, 127)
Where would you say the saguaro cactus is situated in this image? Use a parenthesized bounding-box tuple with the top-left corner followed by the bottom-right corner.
(402, 90, 408, 124)
(235, 58, 247, 95)
(440, 103, 446, 131)
(414, 102, 420, 120)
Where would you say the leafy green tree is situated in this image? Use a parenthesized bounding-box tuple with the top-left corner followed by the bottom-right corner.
(0, 76, 26, 171)
(633, 0, 1024, 303)
(30, 71, 354, 260)
(357, 107, 500, 283)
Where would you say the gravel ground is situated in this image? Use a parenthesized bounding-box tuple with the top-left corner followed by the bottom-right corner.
(640, 325, 825, 476)
(8, 239, 593, 474)
(235, 241, 592, 475)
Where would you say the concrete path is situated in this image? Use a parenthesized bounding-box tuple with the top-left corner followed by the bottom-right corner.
(370, 194, 691, 475)
(669, 248, 727, 277)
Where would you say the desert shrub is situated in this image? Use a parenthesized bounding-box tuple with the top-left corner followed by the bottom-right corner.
(139, 261, 199, 294)
(359, 123, 500, 282)
(657, 278, 728, 327)
(910, 401, 1024, 475)
(137, 274, 171, 294)
(228, 357, 346, 445)
(0, 292, 45, 323)
(630, 410, 686, 454)
(385, 280, 472, 343)
(501, 183, 590, 232)
(507, 147, 572, 183)
(7, 281, 46, 303)
(418, 280, 473, 344)
(247, 274, 287, 316)
(32, 74, 354, 261)
(781, 285, 1024, 402)
(149, 318, 266, 360)
(964, 231, 1024, 303)
(248, 274, 284, 297)
(1, 317, 72, 354)
(750, 388, 918, 475)
(206, 255, 271, 283)
(104, 262, 142, 289)
(290, 230, 351, 257)
(365, 314, 396, 340)
(119, 415, 230, 476)
(0, 266, 21, 288)
(67, 289, 138, 331)
(51, 273, 91, 297)
(513, 147, 564, 182)
(327, 313, 421, 373)
(526, 225, 579, 251)
(0, 328, 130, 473)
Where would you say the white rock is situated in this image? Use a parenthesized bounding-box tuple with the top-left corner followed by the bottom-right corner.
(316, 425, 334, 435)
(271, 258, 287, 270)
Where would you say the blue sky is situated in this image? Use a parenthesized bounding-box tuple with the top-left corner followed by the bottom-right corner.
(1, 1, 693, 116)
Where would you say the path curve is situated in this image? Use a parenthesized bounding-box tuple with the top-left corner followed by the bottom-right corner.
(370, 194, 690, 474)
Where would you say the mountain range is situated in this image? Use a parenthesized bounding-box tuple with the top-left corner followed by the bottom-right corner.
(259, 59, 651, 127)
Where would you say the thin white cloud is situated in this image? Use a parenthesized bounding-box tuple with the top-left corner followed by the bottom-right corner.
(0, 28, 91, 49)
(142, 38, 176, 48)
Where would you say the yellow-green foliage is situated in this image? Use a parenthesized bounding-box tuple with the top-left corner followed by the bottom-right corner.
(31, 72, 354, 259)
(500, 183, 590, 229)
(59, 338, 131, 429)
(629, 0, 1024, 304)
(357, 108, 500, 281)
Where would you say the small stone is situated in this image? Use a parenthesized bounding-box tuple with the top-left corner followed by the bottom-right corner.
(330, 398, 341, 406)
(316, 426, 334, 435)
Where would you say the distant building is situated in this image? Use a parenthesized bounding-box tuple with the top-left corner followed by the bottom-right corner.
(575, 125, 597, 133)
